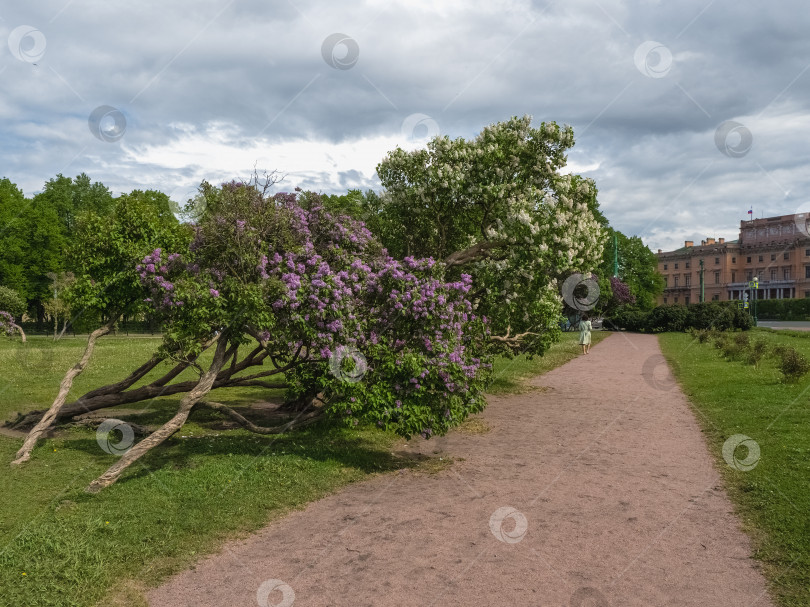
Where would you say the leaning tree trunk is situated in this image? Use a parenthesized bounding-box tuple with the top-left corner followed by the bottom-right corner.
(11, 323, 26, 343)
(85, 337, 231, 493)
(11, 316, 118, 466)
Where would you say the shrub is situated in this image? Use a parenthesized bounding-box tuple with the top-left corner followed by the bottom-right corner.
(606, 306, 648, 332)
(756, 298, 810, 321)
(0, 285, 26, 319)
(776, 346, 810, 383)
(733, 332, 750, 348)
(747, 340, 768, 367)
(688, 328, 712, 343)
(607, 302, 753, 333)
(720, 338, 746, 361)
(646, 305, 689, 332)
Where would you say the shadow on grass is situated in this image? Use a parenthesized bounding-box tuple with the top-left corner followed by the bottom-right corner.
(62, 414, 430, 488)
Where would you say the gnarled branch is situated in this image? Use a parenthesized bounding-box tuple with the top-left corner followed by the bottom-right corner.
(443, 240, 508, 267)
(195, 399, 325, 435)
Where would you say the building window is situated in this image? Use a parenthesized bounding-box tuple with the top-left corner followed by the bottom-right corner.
(805, 291, 810, 298)
(747, 256, 752, 263)
(732, 257, 736, 263)
(685, 275, 691, 287)
(784, 252, 790, 260)
(715, 257, 720, 264)
(758, 255, 764, 262)
(663, 275, 668, 287)
(674, 263, 679, 269)
(714, 271, 720, 284)
(663, 297, 668, 304)
(712, 293, 719, 301)
(771, 269, 777, 280)
(674, 276, 679, 287)
(663, 263, 668, 270)
(747, 270, 753, 281)
(784, 268, 791, 280)
(771, 253, 776, 261)
(806, 266, 810, 279)
(805, 249, 810, 256)
(731, 271, 736, 282)
(685, 261, 690, 269)
(674, 296, 679, 303)
(684, 295, 690, 305)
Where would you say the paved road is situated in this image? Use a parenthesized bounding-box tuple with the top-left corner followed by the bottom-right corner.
(147, 333, 775, 607)
(757, 320, 810, 330)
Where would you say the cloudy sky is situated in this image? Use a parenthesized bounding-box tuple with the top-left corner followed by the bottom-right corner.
(2, 0, 809, 252)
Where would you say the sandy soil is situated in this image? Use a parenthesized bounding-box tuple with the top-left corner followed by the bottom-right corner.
(147, 333, 775, 607)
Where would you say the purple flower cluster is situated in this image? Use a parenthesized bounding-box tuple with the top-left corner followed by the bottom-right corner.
(610, 276, 636, 305)
(0, 310, 16, 337)
(137, 249, 185, 310)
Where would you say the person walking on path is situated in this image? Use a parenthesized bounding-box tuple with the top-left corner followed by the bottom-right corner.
(578, 313, 592, 354)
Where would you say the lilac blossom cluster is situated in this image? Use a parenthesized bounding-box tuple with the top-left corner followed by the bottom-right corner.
(137, 249, 186, 310)
(609, 276, 636, 305)
(0, 310, 16, 337)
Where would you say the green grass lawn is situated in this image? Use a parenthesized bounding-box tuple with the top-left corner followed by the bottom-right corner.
(0, 331, 594, 606)
(659, 329, 810, 607)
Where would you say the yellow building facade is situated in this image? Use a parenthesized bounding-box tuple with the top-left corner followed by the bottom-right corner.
(656, 214, 810, 305)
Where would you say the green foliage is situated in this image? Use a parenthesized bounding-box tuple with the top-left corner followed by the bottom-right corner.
(34, 173, 114, 234)
(609, 302, 753, 333)
(747, 339, 768, 367)
(375, 115, 606, 357)
(0, 285, 26, 319)
(67, 191, 190, 325)
(775, 346, 810, 383)
(755, 297, 810, 320)
(600, 228, 664, 310)
(0, 174, 117, 321)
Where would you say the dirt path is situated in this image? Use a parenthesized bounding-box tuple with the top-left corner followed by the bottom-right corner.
(147, 333, 775, 607)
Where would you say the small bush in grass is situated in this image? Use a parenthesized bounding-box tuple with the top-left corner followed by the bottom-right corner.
(689, 328, 712, 343)
(747, 340, 768, 367)
(733, 332, 751, 348)
(776, 346, 810, 383)
(721, 340, 746, 361)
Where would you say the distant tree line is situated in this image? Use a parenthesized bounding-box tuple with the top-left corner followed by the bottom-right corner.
(0, 173, 177, 330)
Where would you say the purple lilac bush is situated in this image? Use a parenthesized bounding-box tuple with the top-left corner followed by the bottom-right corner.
(138, 185, 492, 438)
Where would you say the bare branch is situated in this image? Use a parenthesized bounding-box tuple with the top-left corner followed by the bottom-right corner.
(443, 240, 508, 267)
(196, 400, 324, 435)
